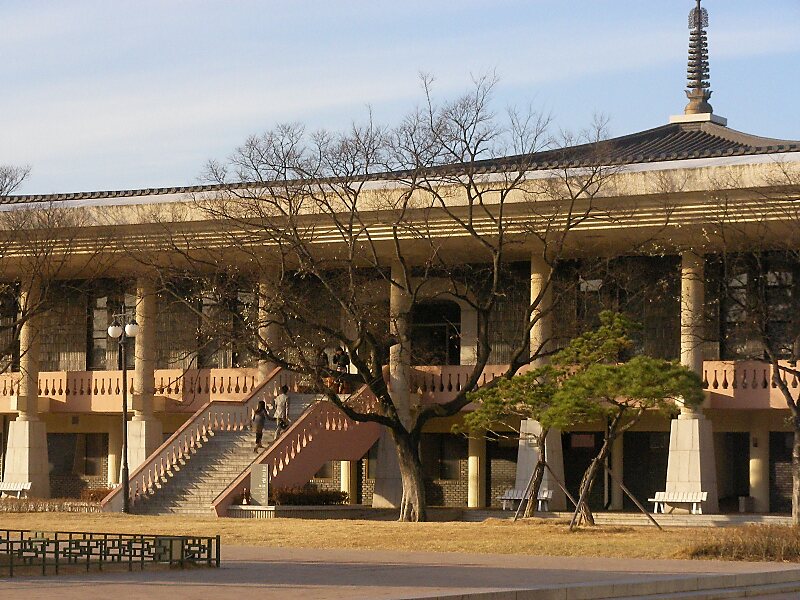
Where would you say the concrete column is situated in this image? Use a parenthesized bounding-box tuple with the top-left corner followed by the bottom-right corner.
(515, 255, 566, 510)
(257, 278, 283, 382)
(5, 279, 50, 497)
(468, 434, 486, 508)
(389, 261, 412, 429)
(680, 252, 705, 394)
(610, 433, 624, 510)
(372, 262, 413, 509)
(665, 252, 718, 513)
(749, 417, 770, 513)
(127, 279, 162, 471)
(529, 255, 553, 368)
(340, 460, 358, 505)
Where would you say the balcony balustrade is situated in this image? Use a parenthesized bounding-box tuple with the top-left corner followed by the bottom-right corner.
(1, 361, 796, 414)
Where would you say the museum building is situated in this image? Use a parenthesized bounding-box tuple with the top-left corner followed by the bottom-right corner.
(1, 1, 800, 516)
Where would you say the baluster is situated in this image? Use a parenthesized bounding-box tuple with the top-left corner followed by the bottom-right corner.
(38, 378, 42, 395)
(242, 377, 248, 393)
(158, 377, 165, 394)
(115, 377, 120, 395)
(731, 369, 738, 389)
(762, 369, 769, 389)
(64, 379, 69, 395)
(1, 379, 6, 395)
(235, 377, 241, 393)
(702, 369, 709, 389)
(93, 378, 99, 395)
(197, 377, 203, 393)
(712, 370, 719, 389)
(438, 374, 444, 392)
(721, 369, 729, 389)
(456, 373, 462, 391)
(212, 377, 217, 394)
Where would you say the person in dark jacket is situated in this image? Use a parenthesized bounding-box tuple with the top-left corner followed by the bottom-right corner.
(252, 400, 269, 453)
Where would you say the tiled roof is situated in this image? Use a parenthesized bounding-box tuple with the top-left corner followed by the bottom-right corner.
(3, 121, 799, 205)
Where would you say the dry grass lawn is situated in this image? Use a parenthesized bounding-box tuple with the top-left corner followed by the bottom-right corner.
(0, 513, 707, 560)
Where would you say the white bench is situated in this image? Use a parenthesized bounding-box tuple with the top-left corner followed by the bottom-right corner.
(647, 491, 707, 515)
(500, 488, 553, 511)
(0, 481, 31, 499)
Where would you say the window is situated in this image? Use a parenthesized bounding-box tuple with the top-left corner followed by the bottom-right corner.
(47, 433, 108, 476)
(421, 434, 465, 480)
(88, 287, 134, 370)
(313, 461, 334, 479)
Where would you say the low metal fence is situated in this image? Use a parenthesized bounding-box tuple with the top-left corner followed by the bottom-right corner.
(0, 529, 220, 578)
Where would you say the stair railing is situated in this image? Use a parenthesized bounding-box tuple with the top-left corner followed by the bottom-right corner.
(212, 383, 380, 515)
(101, 367, 296, 512)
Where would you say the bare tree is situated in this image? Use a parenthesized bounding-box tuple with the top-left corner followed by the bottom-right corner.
(131, 78, 646, 521)
(0, 165, 30, 197)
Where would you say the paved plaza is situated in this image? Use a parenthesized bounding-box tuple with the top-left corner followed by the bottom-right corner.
(3, 546, 800, 599)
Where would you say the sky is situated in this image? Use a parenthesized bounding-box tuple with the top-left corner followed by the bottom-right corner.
(2, 0, 799, 195)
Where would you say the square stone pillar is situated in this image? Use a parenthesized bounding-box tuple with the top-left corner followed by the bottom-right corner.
(665, 251, 718, 513)
(371, 429, 402, 508)
(127, 418, 163, 472)
(467, 434, 486, 508)
(4, 278, 50, 498)
(4, 420, 49, 498)
(515, 421, 566, 510)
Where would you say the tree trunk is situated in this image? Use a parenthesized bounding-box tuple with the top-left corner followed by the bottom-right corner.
(573, 437, 614, 528)
(391, 428, 427, 522)
(523, 432, 547, 518)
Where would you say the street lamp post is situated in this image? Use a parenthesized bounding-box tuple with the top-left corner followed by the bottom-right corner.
(108, 306, 139, 514)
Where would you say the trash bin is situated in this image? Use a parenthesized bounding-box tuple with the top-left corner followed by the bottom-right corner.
(739, 496, 754, 513)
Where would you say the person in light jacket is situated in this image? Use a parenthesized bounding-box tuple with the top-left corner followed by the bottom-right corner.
(272, 385, 290, 437)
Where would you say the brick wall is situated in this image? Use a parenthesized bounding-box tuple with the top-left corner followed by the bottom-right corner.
(307, 461, 342, 494)
(50, 452, 110, 498)
(424, 458, 468, 506)
(770, 432, 792, 514)
(488, 440, 517, 508)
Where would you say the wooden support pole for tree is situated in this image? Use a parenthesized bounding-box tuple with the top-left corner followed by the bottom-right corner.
(603, 464, 662, 530)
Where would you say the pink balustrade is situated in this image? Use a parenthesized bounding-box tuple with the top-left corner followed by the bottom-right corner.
(0, 367, 273, 413)
(212, 385, 381, 516)
(409, 364, 512, 405)
(703, 360, 800, 410)
(101, 367, 298, 512)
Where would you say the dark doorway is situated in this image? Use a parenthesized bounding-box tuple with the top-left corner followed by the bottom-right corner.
(716, 432, 750, 513)
(411, 301, 461, 365)
(622, 432, 669, 510)
(562, 432, 604, 511)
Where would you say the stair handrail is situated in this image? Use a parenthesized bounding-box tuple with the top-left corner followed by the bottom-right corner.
(101, 366, 293, 512)
(212, 384, 379, 515)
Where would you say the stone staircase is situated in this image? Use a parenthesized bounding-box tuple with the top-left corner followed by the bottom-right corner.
(133, 398, 311, 516)
(132, 429, 271, 515)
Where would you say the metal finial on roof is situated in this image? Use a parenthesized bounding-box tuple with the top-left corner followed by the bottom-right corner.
(684, 0, 713, 115)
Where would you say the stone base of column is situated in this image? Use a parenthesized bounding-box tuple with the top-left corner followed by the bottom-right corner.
(127, 417, 163, 472)
(665, 413, 719, 513)
(4, 419, 50, 498)
(515, 420, 566, 511)
(371, 430, 402, 508)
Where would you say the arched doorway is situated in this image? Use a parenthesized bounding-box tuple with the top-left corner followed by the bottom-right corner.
(411, 301, 461, 365)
